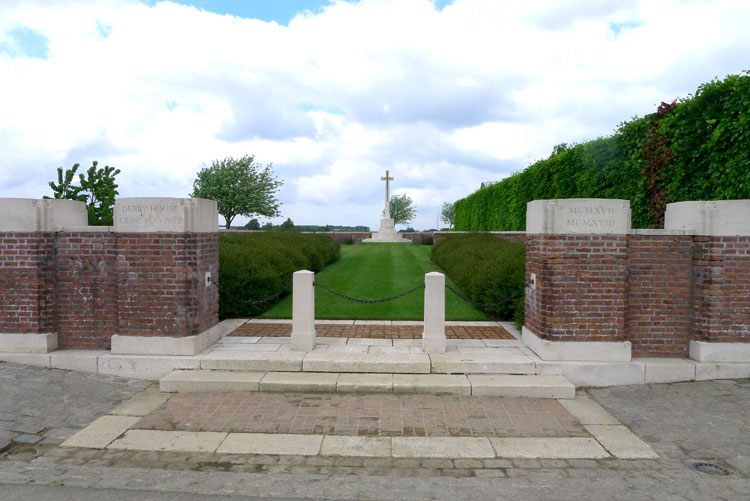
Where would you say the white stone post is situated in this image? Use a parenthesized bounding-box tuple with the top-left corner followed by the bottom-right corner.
(422, 272, 446, 354)
(291, 270, 316, 351)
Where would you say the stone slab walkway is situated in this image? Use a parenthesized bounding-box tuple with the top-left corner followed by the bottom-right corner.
(231, 322, 515, 339)
(135, 392, 587, 437)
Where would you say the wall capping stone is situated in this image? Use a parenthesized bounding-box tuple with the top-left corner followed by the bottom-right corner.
(689, 340, 750, 362)
(665, 200, 750, 236)
(522, 327, 631, 362)
(0, 333, 58, 353)
(114, 197, 217, 233)
(0, 198, 87, 231)
(526, 198, 631, 235)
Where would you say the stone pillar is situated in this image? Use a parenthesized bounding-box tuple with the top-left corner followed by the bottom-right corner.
(422, 272, 446, 354)
(523, 199, 632, 361)
(0, 199, 87, 353)
(666, 201, 750, 362)
(109, 198, 219, 356)
(291, 270, 316, 351)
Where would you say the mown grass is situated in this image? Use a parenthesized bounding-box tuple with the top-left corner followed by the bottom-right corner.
(262, 243, 486, 320)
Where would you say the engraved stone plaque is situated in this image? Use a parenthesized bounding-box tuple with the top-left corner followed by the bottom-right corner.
(526, 199, 631, 234)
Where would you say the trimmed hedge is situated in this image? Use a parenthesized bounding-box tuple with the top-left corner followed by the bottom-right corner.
(455, 71, 750, 230)
(218, 231, 340, 318)
(432, 233, 525, 325)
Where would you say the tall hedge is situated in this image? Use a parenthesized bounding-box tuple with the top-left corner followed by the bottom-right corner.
(218, 231, 340, 318)
(432, 233, 525, 325)
(455, 71, 750, 230)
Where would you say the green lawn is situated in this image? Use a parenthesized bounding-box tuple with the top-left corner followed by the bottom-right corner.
(262, 243, 487, 320)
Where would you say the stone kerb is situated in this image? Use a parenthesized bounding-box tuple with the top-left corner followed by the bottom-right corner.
(523, 199, 632, 362)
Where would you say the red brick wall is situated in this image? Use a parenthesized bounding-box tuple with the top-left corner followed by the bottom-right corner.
(626, 235, 694, 357)
(0, 233, 55, 334)
(527, 233, 750, 357)
(693, 236, 750, 343)
(0, 231, 219, 349)
(525, 235, 628, 342)
(55, 232, 118, 349)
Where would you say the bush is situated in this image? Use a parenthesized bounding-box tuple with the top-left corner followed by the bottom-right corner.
(218, 230, 340, 318)
(432, 234, 525, 325)
(454, 71, 750, 230)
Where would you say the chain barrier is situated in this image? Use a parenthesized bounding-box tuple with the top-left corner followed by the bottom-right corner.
(208, 277, 291, 306)
(445, 283, 523, 309)
(315, 282, 425, 304)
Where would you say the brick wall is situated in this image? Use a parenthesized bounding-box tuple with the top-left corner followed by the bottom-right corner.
(525, 235, 628, 343)
(693, 236, 750, 344)
(527, 233, 750, 357)
(626, 235, 694, 357)
(0, 233, 55, 334)
(0, 231, 218, 349)
(55, 232, 117, 349)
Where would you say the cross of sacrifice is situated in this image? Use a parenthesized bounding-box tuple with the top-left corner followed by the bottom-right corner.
(381, 170, 394, 219)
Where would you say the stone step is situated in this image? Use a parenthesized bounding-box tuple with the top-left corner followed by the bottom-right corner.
(430, 353, 536, 375)
(160, 370, 574, 398)
(302, 352, 431, 374)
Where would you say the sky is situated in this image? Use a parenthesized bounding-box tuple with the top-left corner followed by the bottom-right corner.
(0, 0, 748, 230)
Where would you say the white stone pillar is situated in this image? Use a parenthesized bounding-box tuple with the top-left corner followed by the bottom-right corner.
(291, 270, 316, 351)
(422, 272, 446, 354)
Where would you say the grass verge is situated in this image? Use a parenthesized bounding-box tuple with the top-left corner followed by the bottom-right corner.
(262, 243, 486, 320)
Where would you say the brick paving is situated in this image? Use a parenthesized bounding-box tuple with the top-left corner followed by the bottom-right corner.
(229, 322, 515, 339)
(134, 392, 586, 438)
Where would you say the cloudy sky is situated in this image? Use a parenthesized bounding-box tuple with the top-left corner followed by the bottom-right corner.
(1, 0, 748, 230)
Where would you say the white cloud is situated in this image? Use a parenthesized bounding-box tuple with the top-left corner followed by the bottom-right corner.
(0, 0, 749, 230)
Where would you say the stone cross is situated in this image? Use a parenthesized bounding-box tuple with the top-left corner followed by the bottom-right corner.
(381, 169, 394, 219)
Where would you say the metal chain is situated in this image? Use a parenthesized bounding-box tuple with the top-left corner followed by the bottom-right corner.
(315, 282, 425, 304)
(208, 277, 291, 306)
(445, 283, 523, 308)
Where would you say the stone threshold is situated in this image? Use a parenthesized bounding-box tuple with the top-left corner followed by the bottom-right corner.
(3, 347, 750, 386)
(59, 388, 658, 460)
(159, 371, 575, 398)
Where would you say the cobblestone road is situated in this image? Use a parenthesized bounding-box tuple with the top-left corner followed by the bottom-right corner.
(1, 361, 749, 499)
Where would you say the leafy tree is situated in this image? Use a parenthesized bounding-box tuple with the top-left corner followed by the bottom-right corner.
(279, 217, 295, 230)
(389, 193, 416, 226)
(79, 162, 121, 225)
(440, 202, 455, 229)
(191, 155, 282, 229)
(45, 161, 120, 226)
(48, 164, 85, 201)
(244, 218, 261, 230)
(261, 222, 274, 230)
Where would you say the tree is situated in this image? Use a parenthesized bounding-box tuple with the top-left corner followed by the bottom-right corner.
(244, 218, 260, 230)
(440, 202, 455, 229)
(279, 218, 295, 230)
(389, 193, 416, 226)
(191, 155, 282, 229)
(45, 161, 120, 226)
(261, 222, 274, 230)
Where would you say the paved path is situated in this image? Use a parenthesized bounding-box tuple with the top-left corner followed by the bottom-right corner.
(135, 392, 586, 437)
(232, 322, 515, 339)
(1, 361, 749, 499)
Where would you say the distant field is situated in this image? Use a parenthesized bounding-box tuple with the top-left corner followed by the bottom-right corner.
(262, 243, 486, 321)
